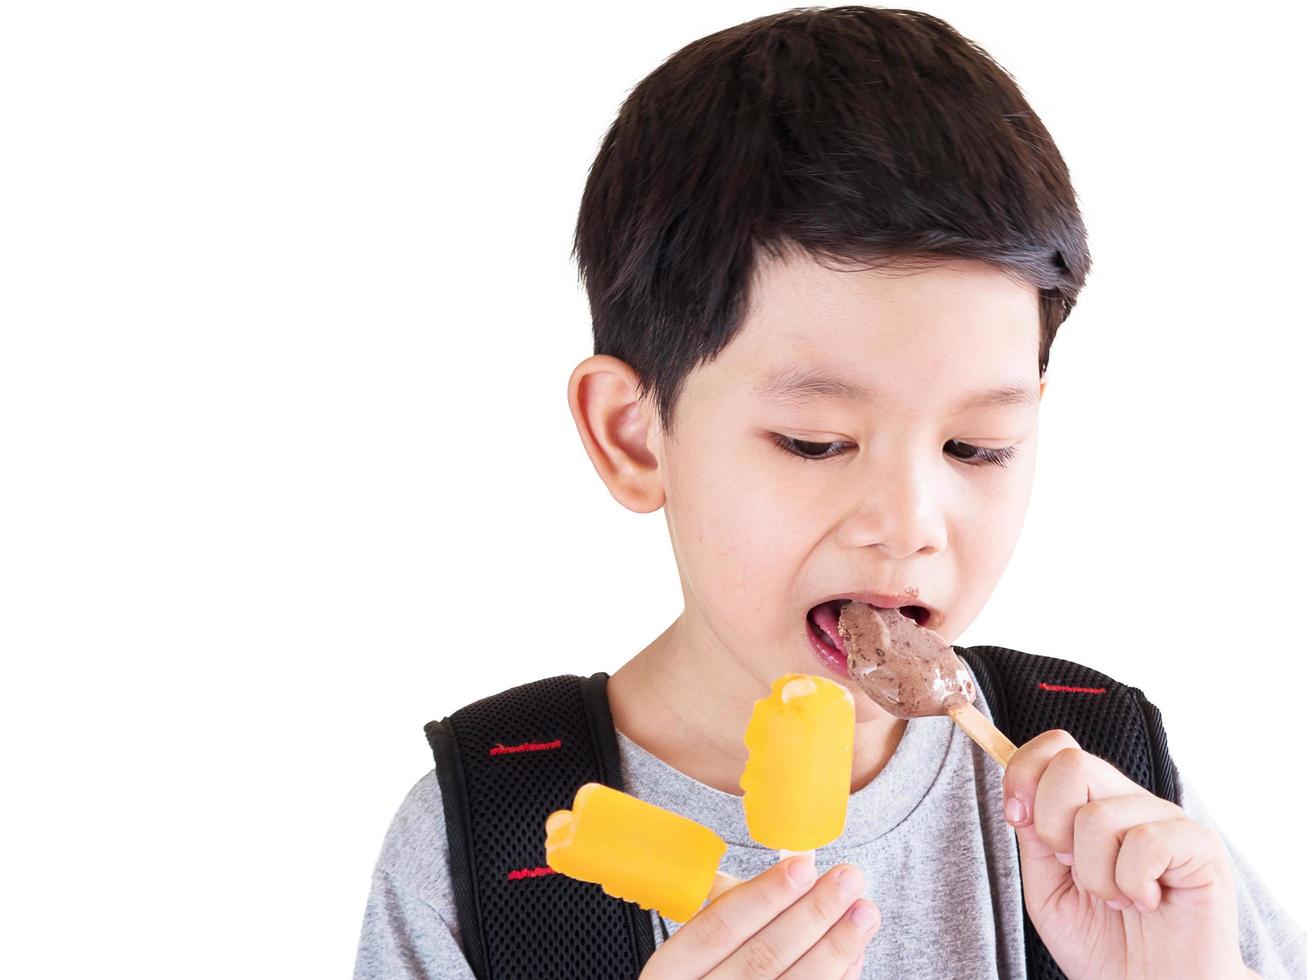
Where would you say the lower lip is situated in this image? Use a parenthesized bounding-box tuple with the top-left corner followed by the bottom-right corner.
(805, 613, 850, 677)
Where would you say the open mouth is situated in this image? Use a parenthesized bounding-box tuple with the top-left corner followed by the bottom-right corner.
(806, 599, 930, 654)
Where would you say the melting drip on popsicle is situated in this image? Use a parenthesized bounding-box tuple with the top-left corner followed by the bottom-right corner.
(836, 602, 976, 718)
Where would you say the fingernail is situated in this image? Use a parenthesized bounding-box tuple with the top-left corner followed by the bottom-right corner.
(1054, 851, 1074, 866)
(1134, 900, 1150, 914)
(837, 865, 864, 896)
(849, 901, 878, 932)
(1106, 897, 1132, 911)
(1004, 795, 1027, 825)
(788, 857, 816, 888)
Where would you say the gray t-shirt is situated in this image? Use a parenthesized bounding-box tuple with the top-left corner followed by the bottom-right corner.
(352, 671, 1306, 978)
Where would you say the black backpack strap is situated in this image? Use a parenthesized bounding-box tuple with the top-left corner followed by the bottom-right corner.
(955, 645, 1179, 980)
(425, 671, 656, 979)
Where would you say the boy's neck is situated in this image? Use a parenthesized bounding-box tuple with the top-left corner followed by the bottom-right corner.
(607, 615, 908, 797)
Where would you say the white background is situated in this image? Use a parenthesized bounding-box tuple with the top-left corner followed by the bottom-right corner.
(2, 1, 1303, 976)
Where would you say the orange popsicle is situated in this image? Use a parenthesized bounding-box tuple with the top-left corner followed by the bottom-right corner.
(545, 782, 734, 922)
(739, 673, 855, 853)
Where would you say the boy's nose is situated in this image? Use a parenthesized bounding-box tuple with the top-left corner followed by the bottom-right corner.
(835, 470, 948, 558)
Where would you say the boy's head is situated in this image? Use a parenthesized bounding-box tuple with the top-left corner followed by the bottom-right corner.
(567, 7, 1089, 706)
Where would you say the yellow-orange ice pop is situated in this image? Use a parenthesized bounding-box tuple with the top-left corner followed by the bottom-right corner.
(545, 782, 736, 922)
(740, 673, 855, 854)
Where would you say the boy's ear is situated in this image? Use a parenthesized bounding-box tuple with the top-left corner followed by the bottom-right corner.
(566, 355, 665, 514)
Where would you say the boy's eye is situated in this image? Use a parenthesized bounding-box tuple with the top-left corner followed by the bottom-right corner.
(771, 434, 851, 461)
(769, 433, 1018, 467)
(945, 440, 1019, 467)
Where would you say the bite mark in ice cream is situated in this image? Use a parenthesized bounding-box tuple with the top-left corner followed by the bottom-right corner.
(836, 601, 976, 718)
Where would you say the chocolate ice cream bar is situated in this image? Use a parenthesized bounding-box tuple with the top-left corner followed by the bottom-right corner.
(837, 601, 1017, 766)
(836, 602, 976, 717)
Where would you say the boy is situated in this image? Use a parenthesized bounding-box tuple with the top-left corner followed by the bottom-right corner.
(354, 7, 1304, 978)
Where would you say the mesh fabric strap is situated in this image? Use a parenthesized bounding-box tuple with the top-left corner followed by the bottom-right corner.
(426, 672, 655, 979)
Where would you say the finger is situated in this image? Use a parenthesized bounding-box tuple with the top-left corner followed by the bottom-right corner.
(1116, 816, 1234, 915)
(644, 854, 818, 978)
(707, 863, 867, 978)
(1032, 745, 1151, 857)
(1002, 731, 1148, 904)
(1069, 793, 1185, 907)
(1004, 730, 1143, 841)
(781, 899, 879, 980)
(1003, 729, 1080, 836)
(837, 950, 867, 980)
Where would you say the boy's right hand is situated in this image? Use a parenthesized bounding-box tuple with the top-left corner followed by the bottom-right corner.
(640, 854, 879, 979)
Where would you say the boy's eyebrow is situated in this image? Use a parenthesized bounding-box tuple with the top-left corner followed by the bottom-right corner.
(754, 366, 1039, 411)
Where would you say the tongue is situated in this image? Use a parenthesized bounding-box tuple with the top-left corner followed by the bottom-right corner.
(811, 601, 848, 657)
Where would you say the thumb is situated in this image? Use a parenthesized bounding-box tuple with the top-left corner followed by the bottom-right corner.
(1005, 790, 1072, 903)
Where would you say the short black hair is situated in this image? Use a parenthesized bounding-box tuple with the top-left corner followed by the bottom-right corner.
(571, 5, 1091, 438)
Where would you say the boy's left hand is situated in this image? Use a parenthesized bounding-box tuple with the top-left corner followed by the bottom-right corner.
(1003, 729, 1252, 980)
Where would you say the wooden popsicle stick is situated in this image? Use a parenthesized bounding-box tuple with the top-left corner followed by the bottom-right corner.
(706, 870, 742, 903)
(947, 699, 1018, 768)
(778, 848, 814, 862)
